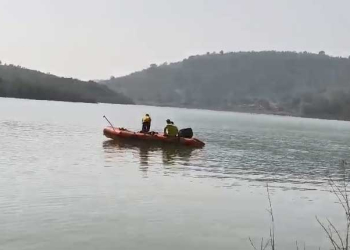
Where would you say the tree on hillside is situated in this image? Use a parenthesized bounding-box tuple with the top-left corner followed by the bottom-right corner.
(0, 64, 134, 104)
(104, 51, 350, 120)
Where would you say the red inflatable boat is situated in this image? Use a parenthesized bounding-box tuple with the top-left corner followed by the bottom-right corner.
(103, 127, 205, 148)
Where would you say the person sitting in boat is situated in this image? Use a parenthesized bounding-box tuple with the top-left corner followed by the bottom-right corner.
(142, 114, 151, 132)
(164, 119, 178, 137)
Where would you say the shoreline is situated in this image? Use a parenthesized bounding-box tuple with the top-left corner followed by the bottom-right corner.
(0, 96, 134, 105)
(130, 101, 350, 122)
(1, 96, 348, 122)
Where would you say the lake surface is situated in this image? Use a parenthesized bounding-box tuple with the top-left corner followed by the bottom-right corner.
(1, 97, 350, 250)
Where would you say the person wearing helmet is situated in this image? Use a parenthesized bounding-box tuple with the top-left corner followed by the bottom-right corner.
(164, 119, 178, 137)
(141, 114, 151, 132)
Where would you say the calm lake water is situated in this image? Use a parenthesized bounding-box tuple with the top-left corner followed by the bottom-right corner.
(1, 97, 350, 250)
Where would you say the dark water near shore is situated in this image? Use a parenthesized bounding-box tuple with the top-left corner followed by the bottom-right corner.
(1, 97, 349, 250)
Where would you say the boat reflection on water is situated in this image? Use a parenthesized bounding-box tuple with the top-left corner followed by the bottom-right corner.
(102, 139, 196, 176)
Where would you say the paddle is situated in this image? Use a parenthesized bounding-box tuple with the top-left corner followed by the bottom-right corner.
(103, 115, 116, 131)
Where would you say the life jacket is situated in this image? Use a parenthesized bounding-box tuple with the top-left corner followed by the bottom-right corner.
(165, 124, 178, 136)
(142, 115, 151, 123)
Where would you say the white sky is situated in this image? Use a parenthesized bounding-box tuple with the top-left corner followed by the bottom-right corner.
(0, 0, 349, 80)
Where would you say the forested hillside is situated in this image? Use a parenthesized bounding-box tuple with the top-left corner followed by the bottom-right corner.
(105, 51, 350, 120)
(0, 63, 133, 104)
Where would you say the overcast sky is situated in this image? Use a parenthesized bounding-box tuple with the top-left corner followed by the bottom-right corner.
(0, 0, 349, 80)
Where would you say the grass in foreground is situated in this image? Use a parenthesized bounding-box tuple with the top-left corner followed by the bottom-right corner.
(249, 160, 350, 250)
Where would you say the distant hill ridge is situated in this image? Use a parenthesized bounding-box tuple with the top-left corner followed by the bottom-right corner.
(0, 62, 133, 104)
(104, 51, 350, 120)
